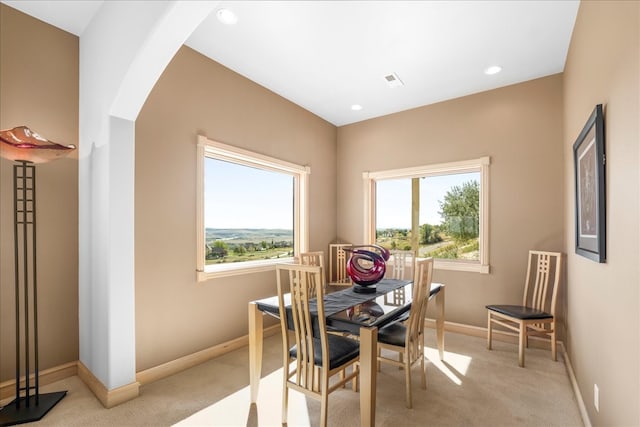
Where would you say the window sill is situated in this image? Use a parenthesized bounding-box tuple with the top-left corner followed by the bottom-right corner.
(197, 257, 489, 281)
(197, 257, 294, 281)
(434, 259, 490, 274)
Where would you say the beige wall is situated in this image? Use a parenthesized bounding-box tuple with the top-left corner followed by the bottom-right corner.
(563, 1, 639, 425)
(0, 5, 79, 382)
(134, 46, 337, 371)
(337, 75, 565, 329)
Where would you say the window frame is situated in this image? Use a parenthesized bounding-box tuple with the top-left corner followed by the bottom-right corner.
(363, 156, 490, 274)
(196, 135, 310, 281)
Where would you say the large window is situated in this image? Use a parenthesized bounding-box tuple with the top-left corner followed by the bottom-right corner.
(363, 157, 490, 273)
(196, 136, 309, 280)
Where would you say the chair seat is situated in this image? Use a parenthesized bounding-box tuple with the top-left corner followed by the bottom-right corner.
(486, 304, 552, 320)
(290, 333, 360, 370)
(377, 322, 407, 347)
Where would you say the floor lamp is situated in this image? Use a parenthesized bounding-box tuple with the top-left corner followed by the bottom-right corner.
(0, 126, 75, 426)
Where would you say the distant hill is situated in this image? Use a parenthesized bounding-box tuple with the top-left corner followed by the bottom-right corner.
(205, 228, 293, 244)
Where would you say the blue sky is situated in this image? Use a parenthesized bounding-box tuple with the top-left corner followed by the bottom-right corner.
(205, 157, 478, 230)
(205, 158, 293, 229)
(376, 172, 480, 229)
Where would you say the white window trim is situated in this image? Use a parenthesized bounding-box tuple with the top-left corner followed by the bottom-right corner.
(363, 156, 490, 274)
(196, 135, 310, 281)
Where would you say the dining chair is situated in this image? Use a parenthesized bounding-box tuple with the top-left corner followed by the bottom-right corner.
(486, 250, 563, 367)
(389, 249, 416, 280)
(298, 251, 325, 269)
(298, 251, 326, 291)
(385, 250, 416, 306)
(328, 243, 352, 286)
(276, 264, 360, 427)
(376, 257, 434, 408)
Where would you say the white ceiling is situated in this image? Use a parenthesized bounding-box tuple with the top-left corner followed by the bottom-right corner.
(1, 0, 580, 126)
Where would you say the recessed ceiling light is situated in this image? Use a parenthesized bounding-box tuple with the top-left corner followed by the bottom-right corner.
(216, 8, 238, 25)
(351, 104, 363, 111)
(484, 65, 502, 75)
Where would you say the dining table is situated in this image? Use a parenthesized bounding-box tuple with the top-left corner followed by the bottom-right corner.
(248, 278, 445, 427)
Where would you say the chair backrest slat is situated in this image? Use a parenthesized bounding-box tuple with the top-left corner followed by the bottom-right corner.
(405, 258, 434, 351)
(299, 251, 325, 268)
(277, 263, 327, 392)
(389, 250, 416, 280)
(298, 251, 326, 293)
(329, 243, 352, 284)
(522, 250, 562, 315)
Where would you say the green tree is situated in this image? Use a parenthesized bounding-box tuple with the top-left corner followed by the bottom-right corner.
(234, 245, 246, 255)
(438, 180, 479, 240)
(420, 223, 442, 244)
(211, 240, 228, 258)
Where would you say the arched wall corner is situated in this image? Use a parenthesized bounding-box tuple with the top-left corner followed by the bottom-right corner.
(78, 0, 218, 393)
(109, 1, 219, 121)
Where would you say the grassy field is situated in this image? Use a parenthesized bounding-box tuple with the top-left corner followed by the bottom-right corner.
(205, 246, 292, 265)
(376, 232, 479, 260)
(204, 228, 293, 264)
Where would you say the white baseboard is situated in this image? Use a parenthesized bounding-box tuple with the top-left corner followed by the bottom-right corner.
(77, 361, 139, 408)
(136, 324, 280, 386)
(560, 342, 591, 427)
(426, 318, 555, 349)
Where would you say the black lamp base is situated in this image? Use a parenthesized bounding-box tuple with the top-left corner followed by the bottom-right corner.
(0, 391, 67, 426)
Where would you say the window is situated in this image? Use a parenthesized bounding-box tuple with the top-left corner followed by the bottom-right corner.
(363, 157, 490, 273)
(197, 136, 309, 280)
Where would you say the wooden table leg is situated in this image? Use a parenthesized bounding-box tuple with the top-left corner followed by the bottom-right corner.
(359, 326, 377, 427)
(248, 302, 263, 403)
(435, 286, 445, 360)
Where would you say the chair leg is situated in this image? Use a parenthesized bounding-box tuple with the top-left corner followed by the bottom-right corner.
(551, 328, 557, 361)
(320, 376, 329, 427)
(518, 322, 526, 367)
(352, 365, 359, 392)
(487, 311, 493, 350)
(404, 351, 413, 409)
(420, 350, 426, 390)
(282, 382, 289, 424)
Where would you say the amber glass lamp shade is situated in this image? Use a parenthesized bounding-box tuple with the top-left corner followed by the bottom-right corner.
(0, 126, 76, 164)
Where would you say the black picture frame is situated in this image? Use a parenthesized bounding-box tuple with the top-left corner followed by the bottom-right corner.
(573, 104, 606, 262)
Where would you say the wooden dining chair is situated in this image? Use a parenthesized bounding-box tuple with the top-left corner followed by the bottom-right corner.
(298, 251, 326, 291)
(376, 257, 434, 408)
(486, 250, 563, 367)
(276, 264, 360, 427)
(328, 243, 352, 286)
(385, 250, 416, 306)
(298, 251, 325, 269)
(389, 249, 416, 280)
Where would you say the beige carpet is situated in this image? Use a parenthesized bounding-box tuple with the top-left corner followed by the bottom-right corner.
(31, 330, 583, 426)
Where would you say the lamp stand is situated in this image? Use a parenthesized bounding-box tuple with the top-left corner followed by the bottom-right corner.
(0, 161, 66, 426)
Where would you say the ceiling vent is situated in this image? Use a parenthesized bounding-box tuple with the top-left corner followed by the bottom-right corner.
(384, 73, 404, 88)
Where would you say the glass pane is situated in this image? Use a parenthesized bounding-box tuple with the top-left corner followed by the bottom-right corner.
(375, 178, 412, 251)
(419, 172, 480, 260)
(204, 157, 294, 265)
(374, 171, 480, 261)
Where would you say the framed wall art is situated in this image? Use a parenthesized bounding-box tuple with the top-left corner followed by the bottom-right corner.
(573, 104, 606, 263)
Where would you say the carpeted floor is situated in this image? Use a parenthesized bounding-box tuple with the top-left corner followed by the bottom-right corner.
(31, 330, 583, 426)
